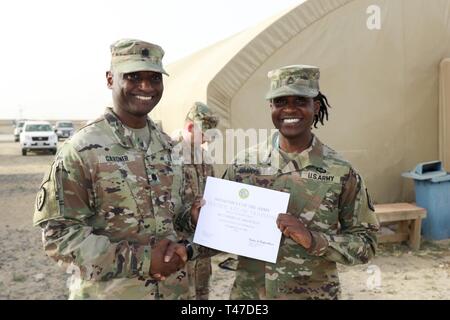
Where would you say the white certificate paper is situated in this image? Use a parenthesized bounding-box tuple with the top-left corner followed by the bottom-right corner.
(193, 176, 290, 263)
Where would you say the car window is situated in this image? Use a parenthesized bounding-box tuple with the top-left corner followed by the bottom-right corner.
(25, 124, 53, 132)
(18, 122, 25, 128)
(57, 122, 73, 128)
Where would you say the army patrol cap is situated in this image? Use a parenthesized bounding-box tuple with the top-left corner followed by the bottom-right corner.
(266, 65, 320, 100)
(110, 38, 169, 75)
(185, 102, 219, 130)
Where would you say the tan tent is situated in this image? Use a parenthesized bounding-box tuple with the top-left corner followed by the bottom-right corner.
(153, 0, 450, 204)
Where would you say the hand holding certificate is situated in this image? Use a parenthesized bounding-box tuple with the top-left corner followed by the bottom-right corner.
(193, 177, 290, 263)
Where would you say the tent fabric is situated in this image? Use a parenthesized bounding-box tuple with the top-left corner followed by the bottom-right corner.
(440, 59, 450, 172)
(152, 1, 307, 130)
(154, 0, 450, 203)
(208, 0, 349, 129)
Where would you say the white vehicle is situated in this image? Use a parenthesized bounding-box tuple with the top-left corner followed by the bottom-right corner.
(13, 120, 26, 142)
(54, 121, 75, 139)
(20, 121, 58, 156)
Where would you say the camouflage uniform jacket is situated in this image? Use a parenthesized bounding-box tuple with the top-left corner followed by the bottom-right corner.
(222, 132, 379, 299)
(33, 108, 194, 300)
(171, 136, 214, 300)
(171, 133, 215, 233)
(172, 137, 215, 217)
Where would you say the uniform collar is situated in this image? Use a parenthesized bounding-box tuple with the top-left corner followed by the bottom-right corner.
(264, 131, 326, 173)
(104, 107, 172, 155)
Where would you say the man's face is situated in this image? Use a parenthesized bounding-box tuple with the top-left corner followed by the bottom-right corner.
(270, 95, 319, 139)
(107, 70, 163, 117)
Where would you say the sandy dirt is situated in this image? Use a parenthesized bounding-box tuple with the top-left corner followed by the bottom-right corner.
(0, 120, 449, 300)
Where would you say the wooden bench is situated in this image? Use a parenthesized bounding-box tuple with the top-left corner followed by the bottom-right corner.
(374, 203, 427, 250)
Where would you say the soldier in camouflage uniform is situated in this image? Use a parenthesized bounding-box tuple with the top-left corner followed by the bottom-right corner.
(33, 39, 201, 300)
(173, 102, 219, 300)
(220, 65, 380, 299)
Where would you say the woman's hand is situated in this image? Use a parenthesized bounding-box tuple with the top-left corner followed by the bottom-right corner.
(276, 213, 313, 249)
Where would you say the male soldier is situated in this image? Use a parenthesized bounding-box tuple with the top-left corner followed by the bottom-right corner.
(173, 102, 218, 300)
(194, 65, 380, 299)
(33, 39, 200, 300)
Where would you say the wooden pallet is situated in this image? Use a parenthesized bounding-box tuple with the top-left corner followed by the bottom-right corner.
(374, 203, 427, 250)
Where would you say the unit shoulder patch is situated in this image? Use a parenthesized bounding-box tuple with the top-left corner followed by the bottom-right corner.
(36, 187, 46, 211)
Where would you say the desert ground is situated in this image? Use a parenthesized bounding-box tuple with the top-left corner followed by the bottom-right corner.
(0, 120, 449, 300)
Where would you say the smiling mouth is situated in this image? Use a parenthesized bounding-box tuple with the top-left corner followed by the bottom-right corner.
(133, 95, 153, 101)
(282, 118, 302, 124)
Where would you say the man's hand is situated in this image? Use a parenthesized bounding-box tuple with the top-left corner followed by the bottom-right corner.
(276, 213, 312, 249)
(150, 239, 188, 281)
(190, 195, 206, 226)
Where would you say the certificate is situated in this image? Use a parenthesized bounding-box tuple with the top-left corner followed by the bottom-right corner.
(193, 176, 290, 263)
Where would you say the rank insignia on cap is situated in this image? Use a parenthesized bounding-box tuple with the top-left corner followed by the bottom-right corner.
(110, 38, 168, 75)
(36, 187, 46, 211)
(141, 48, 149, 57)
(265, 65, 320, 100)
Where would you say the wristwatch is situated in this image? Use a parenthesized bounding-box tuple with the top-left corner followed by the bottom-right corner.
(178, 239, 193, 261)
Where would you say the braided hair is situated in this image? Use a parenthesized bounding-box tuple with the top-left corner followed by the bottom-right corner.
(313, 91, 331, 128)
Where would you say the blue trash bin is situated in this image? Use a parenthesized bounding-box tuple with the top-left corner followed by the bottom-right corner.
(402, 161, 450, 240)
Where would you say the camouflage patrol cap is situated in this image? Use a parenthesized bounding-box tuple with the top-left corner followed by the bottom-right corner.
(110, 38, 169, 75)
(185, 102, 219, 130)
(265, 65, 320, 100)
